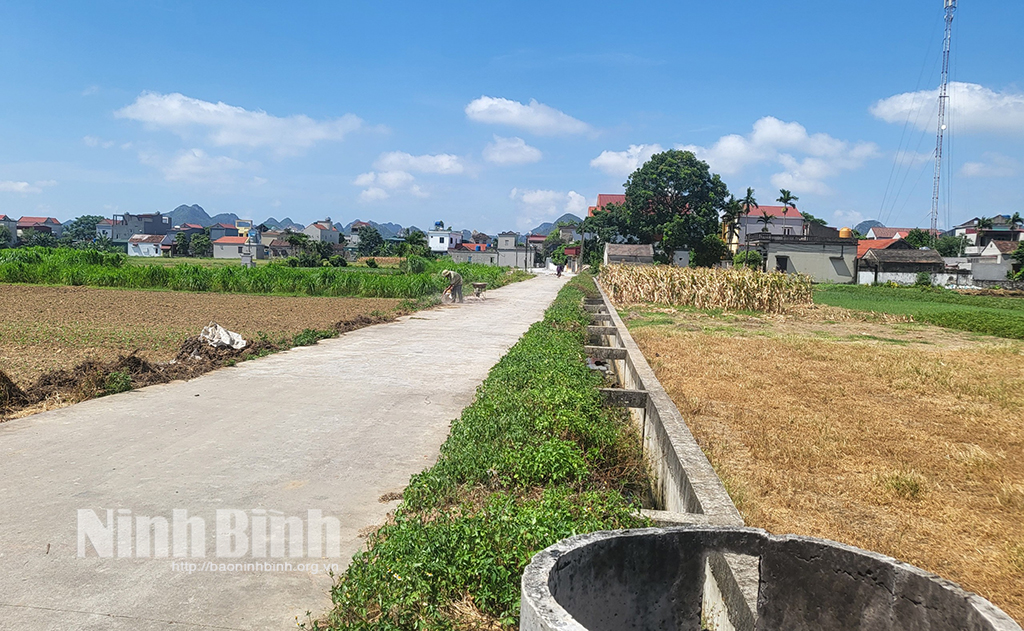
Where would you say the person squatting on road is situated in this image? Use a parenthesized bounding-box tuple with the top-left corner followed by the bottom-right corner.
(441, 269, 464, 303)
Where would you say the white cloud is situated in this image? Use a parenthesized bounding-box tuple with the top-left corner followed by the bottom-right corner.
(679, 116, 878, 195)
(354, 170, 415, 189)
(482, 136, 542, 165)
(82, 85, 99, 96)
(373, 151, 464, 174)
(590, 143, 664, 177)
(509, 188, 589, 229)
(83, 135, 115, 149)
(0, 181, 44, 194)
(359, 187, 389, 202)
(142, 148, 257, 185)
(959, 153, 1018, 178)
(465, 96, 591, 136)
(872, 82, 1024, 134)
(833, 209, 866, 226)
(115, 92, 364, 154)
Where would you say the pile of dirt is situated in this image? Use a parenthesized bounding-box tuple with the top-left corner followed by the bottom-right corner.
(1, 312, 399, 420)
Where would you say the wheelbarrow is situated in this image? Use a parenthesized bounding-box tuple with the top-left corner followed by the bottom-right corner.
(471, 282, 487, 299)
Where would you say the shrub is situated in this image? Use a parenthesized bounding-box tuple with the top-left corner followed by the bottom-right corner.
(915, 271, 932, 287)
(328, 255, 347, 267)
(400, 255, 428, 274)
(103, 371, 132, 395)
(365, 258, 378, 268)
(733, 250, 763, 269)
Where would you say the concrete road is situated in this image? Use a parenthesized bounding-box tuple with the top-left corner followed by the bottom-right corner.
(0, 274, 566, 630)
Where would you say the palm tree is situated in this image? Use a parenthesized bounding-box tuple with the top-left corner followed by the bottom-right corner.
(721, 196, 744, 246)
(1009, 212, 1023, 230)
(757, 210, 774, 232)
(777, 189, 799, 234)
(976, 216, 994, 230)
(740, 187, 759, 218)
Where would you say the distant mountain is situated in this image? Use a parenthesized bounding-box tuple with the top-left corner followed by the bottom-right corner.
(529, 213, 582, 236)
(340, 220, 405, 238)
(854, 219, 884, 234)
(168, 204, 212, 227)
(209, 212, 240, 226)
(261, 217, 304, 231)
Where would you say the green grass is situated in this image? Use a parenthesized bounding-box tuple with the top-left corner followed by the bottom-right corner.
(313, 273, 648, 630)
(0, 247, 529, 299)
(815, 284, 1024, 340)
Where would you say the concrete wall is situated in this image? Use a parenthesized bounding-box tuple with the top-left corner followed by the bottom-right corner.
(858, 271, 953, 286)
(973, 262, 1013, 281)
(127, 242, 161, 257)
(497, 247, 530, 268)
(520, 528, 1022, 631)
(765, 242, 856, 283)
(449, 250, 497, 265)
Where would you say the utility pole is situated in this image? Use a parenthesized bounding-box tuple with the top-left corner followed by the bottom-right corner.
(930, 0, 958, 243)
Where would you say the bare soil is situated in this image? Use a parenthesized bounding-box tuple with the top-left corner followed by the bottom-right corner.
(0, 284, 405, 418)
(623, 305, 1024, 623)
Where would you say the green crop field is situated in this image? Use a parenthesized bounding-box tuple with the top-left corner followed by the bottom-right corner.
(0, 247, 528, 299)
(814, 284, 1024, 340)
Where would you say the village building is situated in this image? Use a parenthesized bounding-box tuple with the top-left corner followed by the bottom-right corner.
(604, 243, 654, 266)
(304, 220, 340, 244)
(744, 231, 858, 283)
(857, 248, 945, 285)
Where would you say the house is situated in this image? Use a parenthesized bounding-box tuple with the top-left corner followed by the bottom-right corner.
(209, 223, 239, 241)
(745, 232, 858, 283)
(17, 216, 63, 238)
(954, 216, 1024, 255)
(234, 219, 254, 239)
(127, 234, 172, 257)
(496, 232, 530, 268)
(729, 206, 805, 251)
(558, 224, 580, 242)
(865, 227, 942, 240)
(604, 243, 654, 266)
(428, 228, 463, 253)
(588, 194, 626, 217)
(173, 223, 205, 237)
(972, 241, 1020, 281)
(449, 243, 498, 265)
(102, 212, 170, 242)
(856, 238, 914, 259)
(857, 248, 945, 285)
(563, 245, 581, 272)
(267, 239, 295, 258)
(95, 218, 114, 240)
(0, 214, 19, 245)
(304, 220, 341, 244)
(212, 235, 267, 260)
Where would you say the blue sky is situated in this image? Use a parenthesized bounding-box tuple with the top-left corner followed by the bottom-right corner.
(1, 0, 1022, 233)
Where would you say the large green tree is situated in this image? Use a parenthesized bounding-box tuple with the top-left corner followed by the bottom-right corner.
(620, 149, 729, 262)
(62, 214, 105, 242)
(357, 226, 384, 257)
(904, 228, 932, 249)
(0, 225, 12, 248)
(190, 233, 212, 257)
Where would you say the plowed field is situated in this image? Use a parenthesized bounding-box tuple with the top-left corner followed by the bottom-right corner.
(0, 284, 403, 388)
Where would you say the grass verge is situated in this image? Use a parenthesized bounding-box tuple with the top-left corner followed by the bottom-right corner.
(312, 273, 648, 630)
(814, 284, 1024, 339)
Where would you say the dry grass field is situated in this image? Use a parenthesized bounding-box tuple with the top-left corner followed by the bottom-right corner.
(624, 304, 1024, 623)
(0, 284, 403, 388)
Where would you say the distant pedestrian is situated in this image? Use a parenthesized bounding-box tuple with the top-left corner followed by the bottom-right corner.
(556, 263, 564, 278)
(441, 269, 464, 303)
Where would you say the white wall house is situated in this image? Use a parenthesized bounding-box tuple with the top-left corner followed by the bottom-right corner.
(972, 241, 1019, 281)
(213, 236, 267, 260)
(127, 234, 169, 257)
(730, 206, 804, 251)
(303, 220, 340, 244)
(428, 229, 463, 253)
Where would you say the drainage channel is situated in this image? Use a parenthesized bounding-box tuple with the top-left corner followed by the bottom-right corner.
(579, 289, 758, 631)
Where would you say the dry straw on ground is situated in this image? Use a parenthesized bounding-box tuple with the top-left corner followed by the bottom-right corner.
(600, 265, 812, 314)
(627, 309, 1024, 623)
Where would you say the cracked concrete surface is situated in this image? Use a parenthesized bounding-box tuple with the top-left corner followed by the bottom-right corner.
(0, 274, 566, 630)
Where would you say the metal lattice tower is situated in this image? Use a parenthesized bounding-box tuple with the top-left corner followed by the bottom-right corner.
(930, 0, 958, 237)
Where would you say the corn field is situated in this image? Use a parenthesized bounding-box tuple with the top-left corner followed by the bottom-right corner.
(600, 264, 813, 313)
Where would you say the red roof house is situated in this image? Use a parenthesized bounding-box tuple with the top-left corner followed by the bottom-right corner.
(589, 194, 627, 216)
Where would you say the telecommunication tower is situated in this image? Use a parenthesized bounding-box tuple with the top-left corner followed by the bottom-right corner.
(930, 0, 958, 237)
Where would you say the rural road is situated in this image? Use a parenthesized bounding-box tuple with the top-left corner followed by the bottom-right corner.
(0, 274, 567, 630)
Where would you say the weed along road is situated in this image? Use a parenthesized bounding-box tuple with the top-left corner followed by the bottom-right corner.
(0, 274, 567, 630)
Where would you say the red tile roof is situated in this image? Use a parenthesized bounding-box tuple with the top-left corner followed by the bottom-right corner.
(527, 234, 547, 242)
(19, 216, 60, 224)
(744, 205, 803, 220)
(213, 236, 248, 245)
(215, 223, 237, 229)
(857, 238, 900, 259)
(182, 223, 204, 229)
(590, 194, 626, 216)
(97, 218, 114, 225)
(312, 223, 337, 231)
(0, 215, 10, 221)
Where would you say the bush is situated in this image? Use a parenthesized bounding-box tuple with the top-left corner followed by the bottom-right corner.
(733, 250, 763, 269)
(400, 255, 428, 274)
(103, 371, 132, 395)
(364, 258, 378, 268)
(915, 271, 933, 287)
(328, 255, 347, 267)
